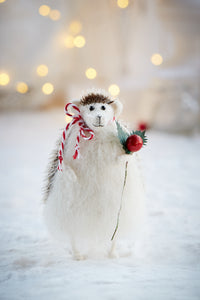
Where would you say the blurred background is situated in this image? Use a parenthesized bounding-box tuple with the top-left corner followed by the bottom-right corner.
(0, 0, 200, 132)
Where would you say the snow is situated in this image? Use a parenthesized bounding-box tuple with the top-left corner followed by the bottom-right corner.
(0, 110, 200, 300)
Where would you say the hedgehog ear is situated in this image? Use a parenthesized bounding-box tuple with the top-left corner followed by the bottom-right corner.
(109, 100, 123, 118)
(71, 99, 81, 107)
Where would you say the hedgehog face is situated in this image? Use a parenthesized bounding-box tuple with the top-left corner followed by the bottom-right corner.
(80, 102, 114, 131)
(72, 91, 123, 132)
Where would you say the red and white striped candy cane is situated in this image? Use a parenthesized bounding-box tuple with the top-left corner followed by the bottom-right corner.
(58, 103, 94, 171)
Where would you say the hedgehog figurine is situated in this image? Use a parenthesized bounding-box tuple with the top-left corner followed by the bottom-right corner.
(43, 89, 145, 259)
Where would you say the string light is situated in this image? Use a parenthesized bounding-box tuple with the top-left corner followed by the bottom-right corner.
(117, 0, 129, 9)
(42, 83, 54, 95)
(0, 0, 6, 3)
(49, 9, 61, 21)
(108, 84, 120, 96)
(37, 64, 48, 77)
(69, 21, 82, 35)
(64, 35, 74, 48)
(0, 72, 10, 86)
(39, 5, 50, 16)
(85, 68, 97, 80)
(74, 35, 86, 48)
(151, 53, 163, 66)
(16, 82, 28, 94)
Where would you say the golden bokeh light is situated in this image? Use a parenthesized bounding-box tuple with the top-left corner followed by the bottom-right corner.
(85, 68, 97, 80)
(74, 35, 86, 48)
(0, 0, 6, 3)
(69, 21, 82, 35)
(65, 115, 72, 123)
(64, 35, 74, 48)
(42, 82, 54, 95)
(39, 5, 50, 17)
(49, 9, 61, 21)
(0, 72, 10, 86)
(117, 0, 129, 9)
(108, 84, 120, 96)
(37, 64, 48, 77)
(16, 82, 28, 94)
(151, 53, 163, 66)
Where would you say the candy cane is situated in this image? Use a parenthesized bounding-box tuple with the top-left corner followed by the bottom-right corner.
(58, 103, 94, 171)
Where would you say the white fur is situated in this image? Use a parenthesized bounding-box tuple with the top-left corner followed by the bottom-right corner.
(43, 94, 145, 259)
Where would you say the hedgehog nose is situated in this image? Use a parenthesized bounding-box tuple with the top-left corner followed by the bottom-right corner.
(97, 115, 102, 125)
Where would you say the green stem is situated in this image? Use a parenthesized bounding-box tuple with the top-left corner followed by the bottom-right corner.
(111, 160, 128, 241)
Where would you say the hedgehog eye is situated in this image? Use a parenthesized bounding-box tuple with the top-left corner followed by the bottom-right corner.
(89, 105, 95, 111)
(101, 105, 106, 110)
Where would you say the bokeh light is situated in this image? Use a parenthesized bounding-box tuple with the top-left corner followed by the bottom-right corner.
(16, 82, 28, 94)
(117, 0, 129, 9)
(39, 5, 50, 17)
(108, 84, 120, 96)
(0, 0, 6, 3)
(69, 21, 82, 35)
(85, 68, 97, 80)
(37, 64, 48, 77)
(65, 115, 72, 123)
(0, 72, 10, 86)
(64, 35, 74, 48)
(42, 82, 54, 95)
(74, 35, 86, 48)
(151, 53, 163, 66)
(49, 9, 61, 21)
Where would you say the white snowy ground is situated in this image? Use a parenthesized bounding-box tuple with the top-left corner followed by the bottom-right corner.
(0, 110, 200, 300)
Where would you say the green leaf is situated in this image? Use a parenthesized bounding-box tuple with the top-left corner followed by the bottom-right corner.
(116, 121, 129, 145)
(116, 120, 148, 154)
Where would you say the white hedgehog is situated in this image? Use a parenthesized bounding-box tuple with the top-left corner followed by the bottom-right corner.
(43, 90, 145, 259)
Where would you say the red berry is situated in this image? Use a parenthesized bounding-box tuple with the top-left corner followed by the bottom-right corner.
(138, 122, 148, 131)
(126, 135, 143, 152)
